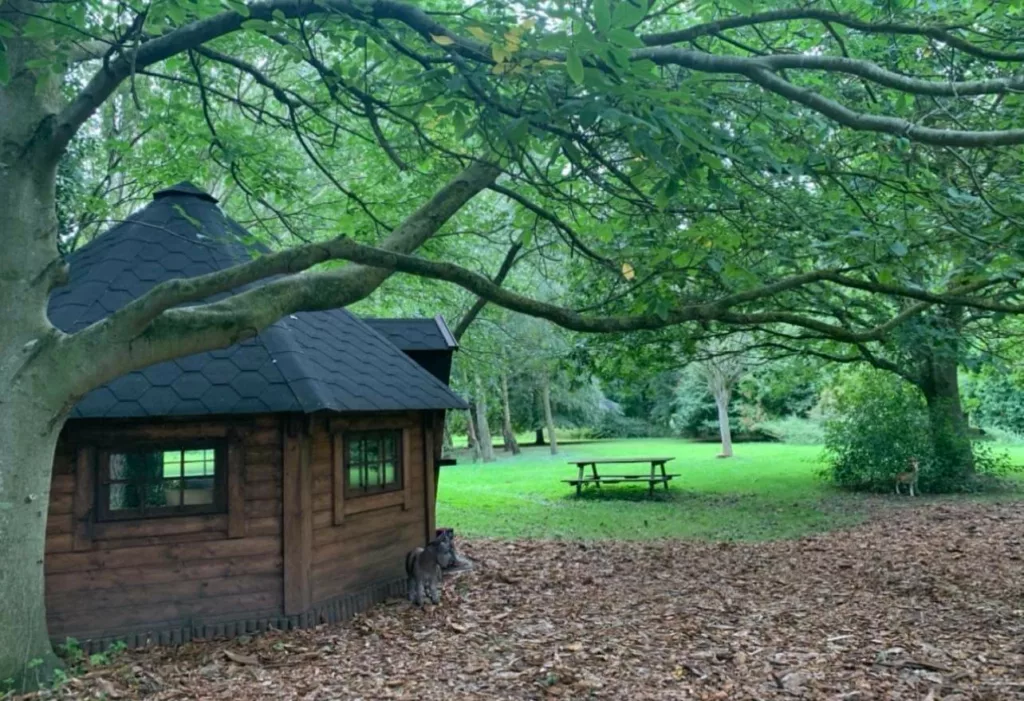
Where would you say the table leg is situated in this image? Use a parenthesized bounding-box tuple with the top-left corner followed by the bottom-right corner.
(591, 462, 601, 489)
(660, 461, 669, 490)
(649, 461, 655, 496)
(576, 464, 584, 496)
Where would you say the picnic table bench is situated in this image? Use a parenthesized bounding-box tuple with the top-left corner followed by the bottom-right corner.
(564, 457, 678, 496)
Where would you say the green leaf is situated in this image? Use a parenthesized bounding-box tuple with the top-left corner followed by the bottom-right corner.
(507, 117, 529, 145)
(724, 0, 754, 13)
(223, 0, 250, 17)
(607, 28, 644, 48)
(890, 242, 909, 257)
(612, 0, 648, 28)
(566, 45, 584, 84)
(0, 41, 8, 86)
(594, 0, 612, 33)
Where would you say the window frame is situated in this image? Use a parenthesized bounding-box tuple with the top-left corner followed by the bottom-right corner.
(94, 439, 228, 522)
(342, 430, 404, 498)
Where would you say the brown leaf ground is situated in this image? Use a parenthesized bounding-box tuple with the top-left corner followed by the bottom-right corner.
(32, 502, 1024, 700)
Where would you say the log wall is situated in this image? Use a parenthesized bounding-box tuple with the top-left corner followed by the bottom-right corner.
(43, 410, 441, 651)
(308, 412, 434, 606)
(45, 416, 285, 645)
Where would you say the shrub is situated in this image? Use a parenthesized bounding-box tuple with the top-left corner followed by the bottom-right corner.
(821, 370, 933, 492)
(821, 368, 1020, 493)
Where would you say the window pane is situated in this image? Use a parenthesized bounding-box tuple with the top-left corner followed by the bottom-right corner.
(144, 482, 171, 508)
(162, 451, 183, 479)
(105, 446, 219, 517)
(384, 438, 395, 463)
(182, 449, 215, 477)
(365, 440, 380, 468)
(366, 463, 380, 488)
(348, 465, 362, 489)
(181, 476, 215, 505)
(383, 462, 396, 486)
(109, 483, 129, 510)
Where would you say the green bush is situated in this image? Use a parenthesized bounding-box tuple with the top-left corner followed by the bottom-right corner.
(821, 370, 933, 492)
(821, 368, 1018, 493)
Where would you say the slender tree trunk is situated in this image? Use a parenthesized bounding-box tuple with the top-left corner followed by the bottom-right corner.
(713, 387, 733, 458)
(535, 428, 546, 445)
(541, 374, 558, 455)
(442, 420, 454, 456)
(466, 403, 480, 462)
(499, 373, 520, 455)
(921, 354, 974, 476)
(474, 375, 495, 462)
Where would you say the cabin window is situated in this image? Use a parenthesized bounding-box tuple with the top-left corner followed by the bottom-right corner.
(344, 431, 402, 495)
(96, 444, 226, 520)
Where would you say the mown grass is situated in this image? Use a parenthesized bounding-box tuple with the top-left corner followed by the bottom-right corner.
(436, 439, 1024, 542)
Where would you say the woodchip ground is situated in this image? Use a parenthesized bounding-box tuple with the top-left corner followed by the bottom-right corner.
(28, 501, 1024, 700)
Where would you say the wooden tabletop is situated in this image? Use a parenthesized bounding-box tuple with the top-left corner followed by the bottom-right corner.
(568, 457, 675, 466)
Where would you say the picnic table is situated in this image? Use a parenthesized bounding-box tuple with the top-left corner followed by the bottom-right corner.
(564, 457, 678, 496)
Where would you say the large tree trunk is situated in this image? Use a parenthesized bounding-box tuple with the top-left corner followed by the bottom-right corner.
(0, 8, 70, 680)
(541, 374, 558, 455)
(0, 403, 64, 690)
(499, 373, 520, 455)
(535, 428, 546, 446)
(921, 353, 974, 476)
(713, 387, 734, 458)
(474, 375, 495, 462)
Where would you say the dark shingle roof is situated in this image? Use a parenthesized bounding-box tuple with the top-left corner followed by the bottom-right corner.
(364, 316, 459, 352)
(49, 182, 467, 418)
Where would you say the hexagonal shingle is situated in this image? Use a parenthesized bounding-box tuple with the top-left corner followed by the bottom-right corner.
(172, 374, 212, 400)
(199, 358, 242, 385)
(137, 387, 180, 415)
(52, 184, 467, 419)
(200, 385, 241, 413)
(108, 373, 151, 401)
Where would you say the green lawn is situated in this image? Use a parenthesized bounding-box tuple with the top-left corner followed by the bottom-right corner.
(436, 439, 1024, 542)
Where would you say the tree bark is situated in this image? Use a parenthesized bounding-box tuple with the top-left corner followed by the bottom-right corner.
(541, 374, 558, 455)
(921, 353, 975, 476)
(466, 402, 480, 461)
(499, 373, 520, 455)
(535, 428, 546, 445)
(713, 387, 734, 458)
(474, 375, 495, 462)
(0, 4, 71, 682)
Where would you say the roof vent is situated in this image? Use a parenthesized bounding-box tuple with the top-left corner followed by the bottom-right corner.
(153, 181, 219, 203)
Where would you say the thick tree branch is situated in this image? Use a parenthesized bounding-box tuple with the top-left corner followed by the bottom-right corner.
(640, 9, 1024, 63)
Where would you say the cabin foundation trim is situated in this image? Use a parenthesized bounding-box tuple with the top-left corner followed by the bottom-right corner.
(50, 575, 407, 655)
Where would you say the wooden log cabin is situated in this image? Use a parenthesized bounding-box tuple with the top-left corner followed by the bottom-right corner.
(45, 183, 465, 652)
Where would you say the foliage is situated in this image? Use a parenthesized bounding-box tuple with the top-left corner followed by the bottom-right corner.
(822, 369, 1020, 493)
(670, 366, 743, 439)
(822, 369, 936, 492)
(740, 358, 822, 420)
(962, 366, 1024, 435)
(589, 412, 660, 439)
